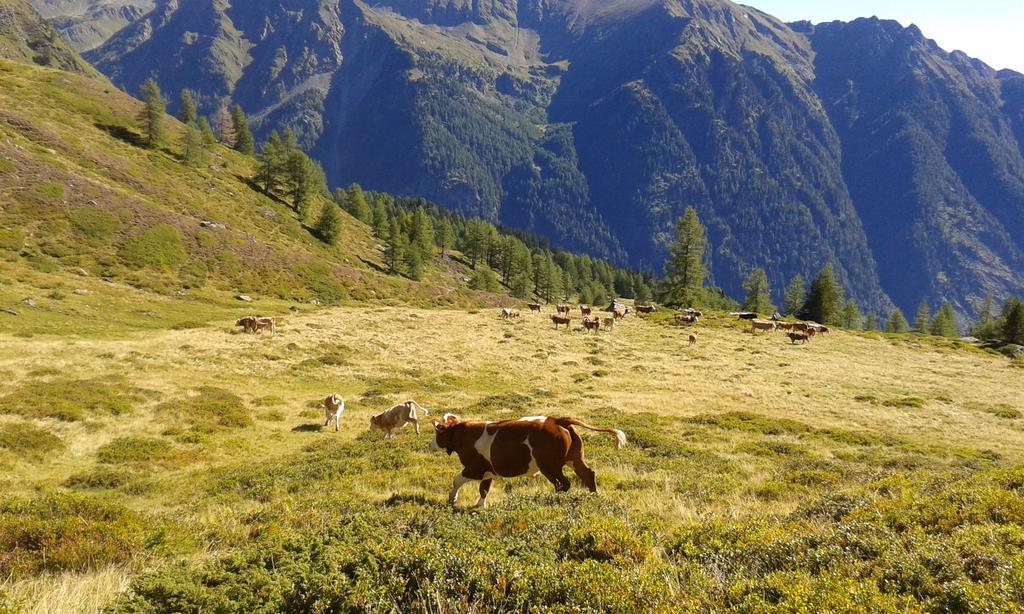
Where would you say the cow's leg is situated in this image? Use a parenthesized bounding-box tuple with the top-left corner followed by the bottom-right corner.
(475, 479, 493, 508)
(449, 473, 476, 505)
(412, 418, 420, 435)
(572, 459, 598, 493)
(324, 414, 331, 427)
(540, 465, 571, 493)
(334, 412, 340, 432)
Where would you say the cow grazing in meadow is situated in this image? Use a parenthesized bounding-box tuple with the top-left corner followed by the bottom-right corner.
(750, 319, 776, 334)
(582, 316, 601, 334)
(688, 332, 698, 347)
(636, 305, 656, 314)
(370, 400, 430, 439)
(579, 305, 592, 316)
(235, 316, 258, 334)
(675, 314, 699, 325)
(430, 414, 627, 507)
(788, 332, 810, 344)
(551, 314, 571, 329)
(602, 317, 615, 331)
(614, 306, 627, 319)
(323, 394, 346, 432)
(556, 304, 571, 314)
(254, 317, 276, 335)
(527, 303, 542, 313)
(501, 308, 520, 319)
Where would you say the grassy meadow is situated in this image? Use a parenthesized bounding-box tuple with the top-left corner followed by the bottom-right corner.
(1, 300, 1023, 612)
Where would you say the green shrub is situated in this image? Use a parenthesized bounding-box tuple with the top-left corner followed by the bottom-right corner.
(0, 494, 145, 578)
(34, 182, 64, 201)
(157, 387, 252, 432)
(0, 379, 135, 421)
(120, 224, 187, 270)
(96, 436, 172, 464)
(69, 207, 120, 241)
(295, 262, 347, 304)
(0, 423, 64, 461)
(0, 228, 24, 251)
(883, 397, 926, 408)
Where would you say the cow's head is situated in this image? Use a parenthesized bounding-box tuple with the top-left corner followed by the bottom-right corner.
(368, 414, 381, 431)
(429, 414, 460, 454)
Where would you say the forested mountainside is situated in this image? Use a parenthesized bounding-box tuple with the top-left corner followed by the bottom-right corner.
(23, 0, 1024, 317)
(0, 0, 98, 74)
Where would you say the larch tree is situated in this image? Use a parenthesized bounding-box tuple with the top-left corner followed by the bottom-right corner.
(663, 207, 707, 307)
(315, 202, 343, 245)
(742, 268, 774, 315)
(886, 308, 909, 333)
(913, 300, 931, 333)
(930, 302, 958, 337)
(178, 89, 197, 126)
(783, 275, 806, 317)
(137, 78, 167, 148)
(231, 105, 255, 155)
(805, 263, 845, 325)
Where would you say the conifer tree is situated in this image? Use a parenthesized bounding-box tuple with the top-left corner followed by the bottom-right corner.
(805, 263, 845, 325)
(511, 271, 531, 299)
(286, 150, 325, 218)
(663, 207, 707, 306)
(211, 104, 233, 144)
(930, 302, 958, 337)
(231, 105, 255, 155)
(912, 300, 931, 333)
(181, 124, 204, 167)
(197, 117, 216, 149)
(178, 89, 197, 125)
(257, 131, 286, 194)
(404, 246, 424, 280)
(315, 202, 343, 245)
(842, 299, 862, 330)
(865, 313, 878, 331)
(372, 201, 388, 238)
(385, 218, 407, 275)
(886, 308, 909, 333)
(137, 78, 167, 148)
(469, 265, 500, 292)
(435, 218, 454, 257)
(345, 184, 371, 223)
(1003, 297, 1024, 344)
(742, 268, 774, 315)
(784, 275, 806, 317)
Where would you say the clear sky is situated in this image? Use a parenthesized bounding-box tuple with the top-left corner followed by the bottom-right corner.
(742, 0, 1024, 73)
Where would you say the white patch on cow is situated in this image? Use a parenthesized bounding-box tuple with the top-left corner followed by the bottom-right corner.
(524, 439, 539, 476)
(519, 416, 547, 422)
(449, 473, 475, 505)
(473, 428, 497, 464)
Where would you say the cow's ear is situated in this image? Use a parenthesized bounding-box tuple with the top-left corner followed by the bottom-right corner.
(442, 413, 459, 425)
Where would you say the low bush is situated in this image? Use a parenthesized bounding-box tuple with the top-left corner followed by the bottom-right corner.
(96, 436, 172, 464)
(0, 422, 64, 460)
(0, 378, 135, 421)
(156, 387, 252, 432)
(120, 224, 186, 271)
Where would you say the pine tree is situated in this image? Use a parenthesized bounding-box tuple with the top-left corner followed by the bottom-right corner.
(385, 218, 407, 275)
(181, 124, 204, 167)
(435, 218, 454, 257)
(510, 271, 531, 299)
(313, 202, 343, 245)
(256, 131, 286, 194)
(930, 302, 958, 337)
(805, 263, 845, 325)
(404, 246, 424, 281)
(635, 279, 652, 305)
(136, 78, 167, 148)
(372, 201, 388, 238)
(886, 308, 909, 333)
(783, 275, 805, 317)
(742, 268, 774, 315)
(231, 105, 255, 155)
(345, 184, 371, 223)
(1003, 298, 1024, 344)
(663, 207, 707, 307)
(286, 150, 325, 218)
(913, 301, 931, 333)
(842, 299, 862, 330)
(469, 265, 500, 292)
(178, 89, 197, 126)
(211, 105, 233, 144)
(197, 117, 216, 149)
(865, 313, 878, 331)
(410, 208, 436, 261)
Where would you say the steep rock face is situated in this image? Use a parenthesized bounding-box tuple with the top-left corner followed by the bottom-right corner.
(806, 18, 1024, 314)
(27, 1, 153, 51)
(70, 0, 1024, 315)
(0, 0, 100, 74)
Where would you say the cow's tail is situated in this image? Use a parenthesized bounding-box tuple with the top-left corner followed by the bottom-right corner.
(555, 418, 627, 449)
(409, 400, 429, 416)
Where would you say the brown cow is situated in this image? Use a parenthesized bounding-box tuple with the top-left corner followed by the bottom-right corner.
(750, 319, 776, 334)
(556, 304, 571, 314)
(614, 306, 627, 319)
(430, 414, 626, 508)
(806, 328, 818, 340)
(370, 400, 430, 439)
(235, 316, 258, 334)
(775, 322, 795, 332)
(636, 305, 656, 314)
(792, 322, 810, 332)
(787, 332, 810, 344)
(688, 332, 698, 347)
(254, 317, 276, 335)
(602, 317, 615, 331)
(582, 316, 601, 334)
(579, 305, 592, 316)
(323, 394, 346, 432)
(527, 303, 542, 312)
(551, 314, 572, 329)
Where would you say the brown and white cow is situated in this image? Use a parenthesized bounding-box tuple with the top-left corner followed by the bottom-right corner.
(675, 313, 699, 325)
(636, 305, 656, 314)
(527, 303, 542, 313)
(582, 316, 601, 334)
(556, 304, 571, 314)
(551, 314, 571, 329)
(750, 319, 776, 334)
(501, 308, 520, 320)
(579, 305, 592, 316)
(602, 317, 615, 331)
(370, 400, 430, 439)
(787, 332, 810, 344)
(323, 394, 346, 432)
(614, 306, 627, 319)
(235, 316, 258, 334)
(430, 414, 627, 508)
(775, 321, 795, 332)
(254, 317, 276, 335)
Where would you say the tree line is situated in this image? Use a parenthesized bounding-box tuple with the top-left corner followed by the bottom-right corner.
(336, 188, 654, 305)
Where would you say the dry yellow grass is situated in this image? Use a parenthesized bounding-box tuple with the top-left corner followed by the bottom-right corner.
(1, 305, 1022, 609)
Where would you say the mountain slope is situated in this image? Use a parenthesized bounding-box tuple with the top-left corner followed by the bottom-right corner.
(74, 0, 1024, 317)
(0, 0, 99, 74)
(26, 0, 152, 51)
